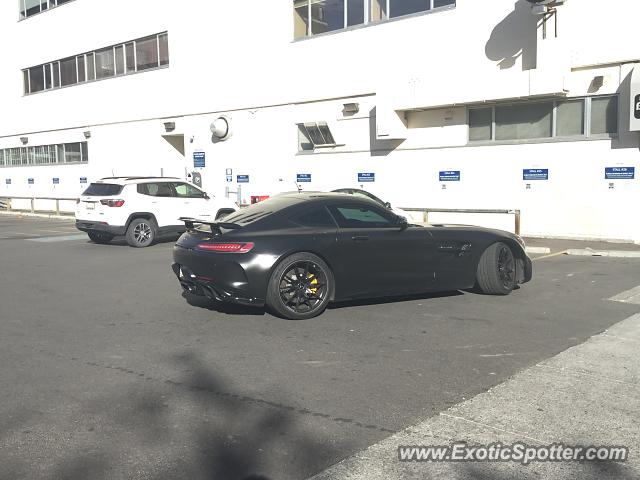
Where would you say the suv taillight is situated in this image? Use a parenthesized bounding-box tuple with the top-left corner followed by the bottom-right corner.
(196, 242, 255, 253)
(100, 199, 125, 207)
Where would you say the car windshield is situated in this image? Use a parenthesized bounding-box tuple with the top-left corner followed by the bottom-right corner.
(82, 183, 123, 196)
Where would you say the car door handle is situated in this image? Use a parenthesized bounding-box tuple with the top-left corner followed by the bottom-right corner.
(352, 235, 369, 243)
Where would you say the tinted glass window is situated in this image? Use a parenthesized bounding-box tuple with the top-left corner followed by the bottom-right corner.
(83, 183, 123, 196)
(224, 196, 306, 224)
(591, 96, 618, 135)
(292, 207, 336, 227)
(495, 102, 553, 140)
(137, 182, 173, 197)
(172, 182, 204, 198)
(330, 205, 394, 228)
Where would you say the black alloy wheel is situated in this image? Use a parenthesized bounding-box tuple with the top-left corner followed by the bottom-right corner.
(496, 243, 515, 290)
(267, 253, 333, 320)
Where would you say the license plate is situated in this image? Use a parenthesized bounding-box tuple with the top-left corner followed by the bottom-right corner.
(86, 202, 95, 210)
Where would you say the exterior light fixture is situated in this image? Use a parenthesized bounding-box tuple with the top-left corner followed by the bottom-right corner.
(20, 137, 28, 145)
(83, 130, 91, 139)
(210, 116, 232, 141)
(343, 102, 360, 115)
(164, 121, 176, 133)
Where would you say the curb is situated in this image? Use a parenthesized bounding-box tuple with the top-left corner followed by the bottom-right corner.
(566, 248, 640, 258)
(0, 211, 74, 220)
(525, 246, 551, 254)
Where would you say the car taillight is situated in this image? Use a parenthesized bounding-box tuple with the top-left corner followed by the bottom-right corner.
(196, 242, 255, 253)
(100, 199, 125, 207)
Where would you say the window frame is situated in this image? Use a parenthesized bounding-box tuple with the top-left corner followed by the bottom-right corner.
(467, 95, 619, 145)
(19, 0, 77, 21)
(328, 203, 398, 229)
(0, 142, 88, 168)
(22, 32, 169, 95)
(297, 121, 340, 151)
(293, 0, 455, 39)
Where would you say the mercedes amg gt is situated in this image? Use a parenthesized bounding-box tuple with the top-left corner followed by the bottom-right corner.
(171, 193, 532, 320)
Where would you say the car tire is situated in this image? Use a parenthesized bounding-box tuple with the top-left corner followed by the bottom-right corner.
(266, 252, 334, 320)
(476, 242, 516, 295)
(125, 218, 157, 248)
(87, 231, 114, 244)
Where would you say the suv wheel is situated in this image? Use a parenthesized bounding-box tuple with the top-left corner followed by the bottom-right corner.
(126, 218, 156, 247)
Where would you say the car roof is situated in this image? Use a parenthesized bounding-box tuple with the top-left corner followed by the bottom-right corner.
(96, 176, 182, 185)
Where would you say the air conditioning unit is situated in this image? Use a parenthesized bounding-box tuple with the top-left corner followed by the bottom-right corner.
(526, 0, 567, 15)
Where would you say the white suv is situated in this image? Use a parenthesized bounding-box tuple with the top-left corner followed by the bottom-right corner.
(75, 177, 238, 247)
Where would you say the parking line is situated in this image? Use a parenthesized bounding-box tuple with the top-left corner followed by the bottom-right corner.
(609, 285, 640, 305)
(532, 250, 567, 261)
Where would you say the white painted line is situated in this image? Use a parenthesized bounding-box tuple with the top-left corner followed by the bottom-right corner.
(609, 285, 640, 305)
(525, 246, 551, 254)
(566, 248, 640, 258)
(531, 250, 567, 261)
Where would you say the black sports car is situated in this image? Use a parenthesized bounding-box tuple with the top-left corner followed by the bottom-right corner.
(172, 193, 532, 320)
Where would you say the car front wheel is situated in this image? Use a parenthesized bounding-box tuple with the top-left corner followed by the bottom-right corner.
(126, 218, 156, 248)
(266, 253, 333, 320)
(476, 242, 516, 295)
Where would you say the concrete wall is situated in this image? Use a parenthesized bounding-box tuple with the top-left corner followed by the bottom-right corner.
(1, 0, 639, 242)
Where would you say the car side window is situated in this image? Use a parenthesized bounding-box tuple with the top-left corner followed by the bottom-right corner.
(172, 182, 204, 198)
(291, 207, 336, 227)
(137, 182, 167, 197)
(329, 204, 395, 228)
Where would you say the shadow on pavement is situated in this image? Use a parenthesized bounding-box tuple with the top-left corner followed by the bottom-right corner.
(329, 290, 464, 309)
(39, 351, 343, 480)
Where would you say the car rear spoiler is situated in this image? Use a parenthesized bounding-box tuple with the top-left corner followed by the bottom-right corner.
(179, 217, 243, 234)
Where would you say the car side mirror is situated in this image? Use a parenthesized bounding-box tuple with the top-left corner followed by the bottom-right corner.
(384, 201, 392, 209)
(203, 193, 210, 200)
(397, 215, 408, 230)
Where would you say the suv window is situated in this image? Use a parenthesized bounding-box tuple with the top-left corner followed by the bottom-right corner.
(83, 183, 124, 196)
(291, 207, 336, 227)
(172, 182, 205, 198)
(137, 182, 174, 197)
(329, 204, 395, 228)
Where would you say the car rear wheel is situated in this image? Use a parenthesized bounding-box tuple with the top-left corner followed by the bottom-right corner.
(476, 242, 516, 295)
(87, 231, 113, 244)
(126, 218, 156, 248)
(266, 253, 333, 320)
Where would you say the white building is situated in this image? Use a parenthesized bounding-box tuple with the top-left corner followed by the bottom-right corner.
(1, 0, 639, 242)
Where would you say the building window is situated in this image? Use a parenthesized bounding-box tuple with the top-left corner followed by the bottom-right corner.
(294, 0, 455, 38)
(19, 0, 75, 20)
(468, 95, 618, 143)
(22, 32, 168, 95)
(0, 142, 88, 167)
(590, 96, 618, 136)
(297, 122, 337, 151)
(495, 102, 553, 141)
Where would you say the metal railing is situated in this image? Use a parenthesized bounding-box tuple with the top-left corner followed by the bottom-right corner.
(0, 196, 77, 216)
(400, 208, 521, 236)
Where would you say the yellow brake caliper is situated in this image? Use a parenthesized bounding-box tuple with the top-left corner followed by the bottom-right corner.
(307, 274, 318, 294)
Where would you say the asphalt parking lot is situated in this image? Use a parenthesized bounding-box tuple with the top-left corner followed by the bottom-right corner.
(1, 215, 639, 480)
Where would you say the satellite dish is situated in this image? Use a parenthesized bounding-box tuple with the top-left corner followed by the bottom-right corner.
(210, 116, 232, 141)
